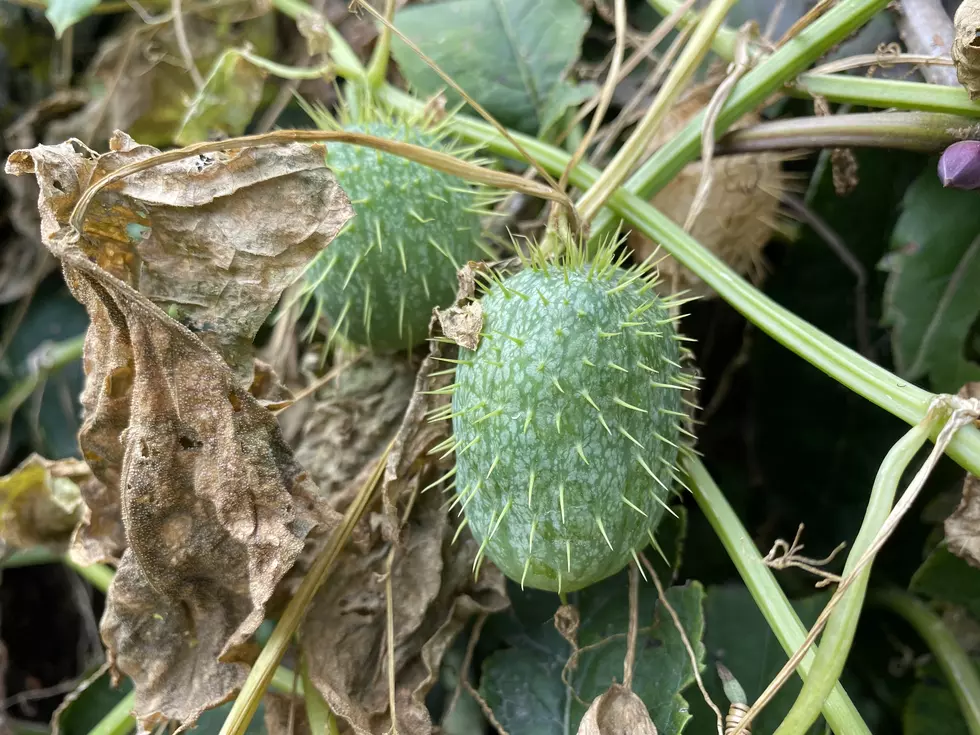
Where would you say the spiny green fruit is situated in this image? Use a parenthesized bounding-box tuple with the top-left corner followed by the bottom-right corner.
(437, 244, 696, 594)
(302, 107, 491, 351)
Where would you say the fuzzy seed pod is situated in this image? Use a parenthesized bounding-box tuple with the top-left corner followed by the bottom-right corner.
(628, 82, 788, 299)
(954, 0, 980, 99)
(446, 241, 695, 594)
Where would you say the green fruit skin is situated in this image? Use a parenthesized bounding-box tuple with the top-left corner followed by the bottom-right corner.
(305, 121, 485, 351)
(451, 265, 685, 593)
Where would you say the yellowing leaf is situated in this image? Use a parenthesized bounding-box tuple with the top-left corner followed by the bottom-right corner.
(0, 453, 87, 551)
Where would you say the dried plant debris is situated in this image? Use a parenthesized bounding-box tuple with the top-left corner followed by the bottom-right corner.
(630, 82, 789, 298)
(46, 13, 276, 148)
(298, 317, 507, 735)
(5, 132, 353, 730)
(954, 0, 980, 99)
(6, 131, 354, 376)
(300, 488, 508, 735)
(945, 383, 980, 569)
(294, 354, 418, 513)
(578, 684, 659, 735)
(0, 453, 87, 552)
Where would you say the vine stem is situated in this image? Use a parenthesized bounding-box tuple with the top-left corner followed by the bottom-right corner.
(872, 588, 980, 735)
(767, 413, 938, 734)
(276, 0, 980, 472)
(717, 112, 980, 153)
(589, 0, 917, 243)
(682, 455, 872, 735)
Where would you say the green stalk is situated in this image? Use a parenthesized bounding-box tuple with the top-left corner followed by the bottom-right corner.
(65, 557, 116, 592)
(587, 0, 916, 241)
(301, 657, 339, 735)
(271, 0, 365, 81)
(88, 691, 136, 735)
(646, 0, 980, 116)
(574, 0, 741, 223)
(873, 588, 980, 735)
(773, 417, 937, 735)
(718, 112, 980, 153)
(683, 455, 871, 735)
(0, 334, 86, 422)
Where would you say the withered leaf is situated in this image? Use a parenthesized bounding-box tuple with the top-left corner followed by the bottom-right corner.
(945, 382, 980, 569)
(954, 0, 980, 99)
(52, 255, 335, 731)
(577, 684, 658, 735)
(294, 353, 418, 515)
(947, 473, 980, 569)
(435, 263, 483, 351)
(0, 453, 87, 552)
(5, 130, 354, 376)
(301, 488, 507, 735)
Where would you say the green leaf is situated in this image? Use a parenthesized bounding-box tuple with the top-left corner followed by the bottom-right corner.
(175, 50, 267, 146)
(905, 658, 977, 735)
(538, 81, 598, 139)
(883, 164, 980, 393)
(53, 667, 133, 735)
(910, 543, 980, 620)
(391, 0, 591, 135)
(479, 561, 705, 735)
(684, 585, 828, 735)
(44, 0, 98, 38)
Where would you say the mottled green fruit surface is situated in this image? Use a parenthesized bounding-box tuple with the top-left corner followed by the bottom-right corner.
(451, 263, 686, 593)
(304, 121, 485, 351)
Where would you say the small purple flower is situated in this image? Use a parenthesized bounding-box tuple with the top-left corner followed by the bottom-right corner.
(938, 140, 980, 189)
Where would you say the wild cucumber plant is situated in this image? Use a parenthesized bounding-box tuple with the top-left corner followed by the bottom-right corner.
(300, 101, 494, 351)
(206, 1, 980, 734)
(432, 239, 697, 593)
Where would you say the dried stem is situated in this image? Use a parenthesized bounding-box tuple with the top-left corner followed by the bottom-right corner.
(444, 614, 488, 722)
(172, 0, 204, 89)
(623, 561, 639, 689)
(560, 0, 626, 192)
(894, 0, 958, 86)
(640, 552, 724, 735)
(67, 130, 572, 234)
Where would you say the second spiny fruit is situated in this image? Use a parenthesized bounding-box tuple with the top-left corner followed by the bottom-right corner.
(448, 248, 691, 594)
(303, 117, 486, 351)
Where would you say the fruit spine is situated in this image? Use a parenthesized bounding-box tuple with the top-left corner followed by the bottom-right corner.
(431, 239, 698, 594)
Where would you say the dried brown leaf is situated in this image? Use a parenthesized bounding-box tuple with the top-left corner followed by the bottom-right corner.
(5, 130, 353, 376)
(301, 488, 507, 735)
(947, 473, 980, 569)
(294, 354, 417, 515)
(5, 131, 352, 730)
(577, 684, 658, 735)
(946, 382, 980, 568)
(52, 256, 334, 731)
(0, 453, 87, 551)
(954, 0, 980, 99)
(263, 692, 310, 735)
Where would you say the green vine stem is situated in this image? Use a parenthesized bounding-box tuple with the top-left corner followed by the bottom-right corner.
(274, 0, 980, 471)
(682, 455, 872, 735)
(646, 0, 980, 115)
(718, 112, 980, 153)
(589, 0, 917, 242)
(773, 414, 938, 734)
(872, 588, 980, 735)
(0, 334, 86, 423)
(88, 691, 138, 735)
